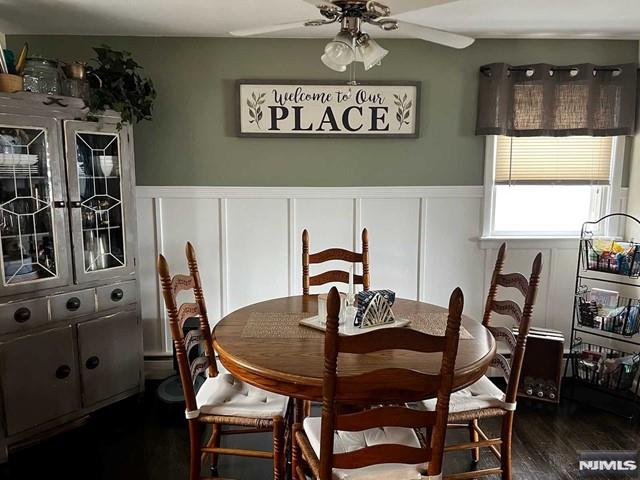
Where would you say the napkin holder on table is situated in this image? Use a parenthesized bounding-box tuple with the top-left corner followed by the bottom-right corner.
(354, 289, 396, 328)
(301, 288, 408, 335)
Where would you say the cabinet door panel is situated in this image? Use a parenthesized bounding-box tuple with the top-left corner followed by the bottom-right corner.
(77, 307, 140, 406)
(64, 121, 136, 284)
(1, 326, 79, 435)
(0, 114, 72, 295)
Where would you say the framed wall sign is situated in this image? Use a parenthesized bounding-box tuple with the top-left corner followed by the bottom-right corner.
(237, 80, 420, 138)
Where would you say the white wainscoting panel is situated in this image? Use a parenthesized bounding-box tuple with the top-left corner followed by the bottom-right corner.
(425, 197, 485, 322)
(545, 246, 581, 335)
(137, 186, 626, 357)
(162, 197, 222, 312)
(293, 198, 355, 295)
(361, 198, 422, 300)
(226, 198, 289, 314)
(135, 197, 163, 354)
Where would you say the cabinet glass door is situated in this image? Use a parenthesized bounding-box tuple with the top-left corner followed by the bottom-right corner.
(0, 118, 70, 292)
(65, 121, 135, 283)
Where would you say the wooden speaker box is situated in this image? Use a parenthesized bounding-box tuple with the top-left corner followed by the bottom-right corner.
(517, 327, 565, 404)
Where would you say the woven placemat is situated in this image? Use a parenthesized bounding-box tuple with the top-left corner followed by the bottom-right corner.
(242, 311, 473, 339)
(403, 312, 474, 339)
(242, 312, 322, 339)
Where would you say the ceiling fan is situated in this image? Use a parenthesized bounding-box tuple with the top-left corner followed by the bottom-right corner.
(230, 0, 474, 72)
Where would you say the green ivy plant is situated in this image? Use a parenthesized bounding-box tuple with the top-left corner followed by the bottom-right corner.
(87, 46, 156, 128)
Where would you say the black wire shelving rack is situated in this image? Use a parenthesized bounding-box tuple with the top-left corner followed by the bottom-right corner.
(564, 213, 640, 420)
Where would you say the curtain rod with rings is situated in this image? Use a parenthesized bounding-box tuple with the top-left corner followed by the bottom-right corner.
(480, 65, 640, 76)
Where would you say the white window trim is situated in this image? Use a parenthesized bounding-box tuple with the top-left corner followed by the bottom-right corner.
(481, 135, 626, 239)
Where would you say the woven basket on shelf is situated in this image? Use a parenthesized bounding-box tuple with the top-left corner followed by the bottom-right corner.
(0, 74, 23, 93)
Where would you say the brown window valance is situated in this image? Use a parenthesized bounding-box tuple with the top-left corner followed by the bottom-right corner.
(476, 63, 638, 137)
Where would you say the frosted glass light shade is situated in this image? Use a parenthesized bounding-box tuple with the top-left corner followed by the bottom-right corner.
(321, 31, 355, 71)
(321, 53, 348, 72)
(357, 37, 388, 70)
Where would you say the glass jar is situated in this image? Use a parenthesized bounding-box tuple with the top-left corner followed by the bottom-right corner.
(22, 57, 61, 95)
(62, 77, 90, 100)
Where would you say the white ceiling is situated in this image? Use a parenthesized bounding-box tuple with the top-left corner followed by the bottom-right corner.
(0, 0, 639, 39)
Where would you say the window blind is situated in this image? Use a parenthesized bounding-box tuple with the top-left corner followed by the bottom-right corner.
(495, 136, 613, 185)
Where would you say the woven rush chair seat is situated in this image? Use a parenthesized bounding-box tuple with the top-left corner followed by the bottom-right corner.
(301, 417, 428, 480)
(420, 376, 514, 415)
(195, 373, 288, 418)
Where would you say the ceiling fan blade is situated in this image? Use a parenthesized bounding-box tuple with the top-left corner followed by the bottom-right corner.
(396, 21, 474, 48)
(230, 21, 309, 37)
(302, 0, 464, 15)
(302, 0, 337, 7)
(379, 0, 465, 14)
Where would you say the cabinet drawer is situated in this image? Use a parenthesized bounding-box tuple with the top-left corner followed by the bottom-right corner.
(0, 298, 49, 335)
(77, 307, 140, 406)
(96, 281, 136, 311)
(50, 289, 96, 320)
(1, 325, 80, 435)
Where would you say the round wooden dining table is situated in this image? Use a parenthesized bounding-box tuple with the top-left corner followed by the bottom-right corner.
(213, 295, 496, 407)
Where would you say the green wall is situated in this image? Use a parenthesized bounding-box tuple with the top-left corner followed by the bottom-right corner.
(8, 36, 638, 186)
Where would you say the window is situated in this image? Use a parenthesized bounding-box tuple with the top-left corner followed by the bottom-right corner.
(483, 135, 624, 237)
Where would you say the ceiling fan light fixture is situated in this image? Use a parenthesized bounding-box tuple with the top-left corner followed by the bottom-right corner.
(321, 30, 355, 71)
(356, 34, 388, 71)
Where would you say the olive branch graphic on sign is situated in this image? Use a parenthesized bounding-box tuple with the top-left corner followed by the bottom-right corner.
(247, 92, 266, 129)
(393, 93, 412, 131)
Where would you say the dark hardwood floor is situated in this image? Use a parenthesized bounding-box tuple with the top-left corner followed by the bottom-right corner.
(0, 380, 638, 480)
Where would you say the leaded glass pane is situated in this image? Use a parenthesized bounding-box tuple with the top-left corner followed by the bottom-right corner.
(76, 132, 125, 273)
(0, 126, 57, 285)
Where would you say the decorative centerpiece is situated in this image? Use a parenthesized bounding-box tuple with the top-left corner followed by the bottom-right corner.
(300, 266, 409, 335)
(354, 289, 396, 328)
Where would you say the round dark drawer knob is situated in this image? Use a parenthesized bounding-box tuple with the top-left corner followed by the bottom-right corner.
(55, 365, 71, 379)
(85, 356, 100, 370)
(111, 288, 124, 302)
(14, 307, 31, 323)
(66, 297, 81, 311)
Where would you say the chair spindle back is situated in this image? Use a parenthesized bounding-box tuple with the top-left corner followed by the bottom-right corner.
(318, 286, 464, 479)
(157, 242, 218, 415)
(302, 228, 370, 295)
(483, 243, 543, 404)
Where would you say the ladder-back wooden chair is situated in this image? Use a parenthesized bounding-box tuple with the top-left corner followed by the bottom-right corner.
(157, 242, 289, 480)
(292, 286, 465, 480)
(421, 243, 542, 480)
(299, 228, 371, 419)
(302, 228, 370, 295)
